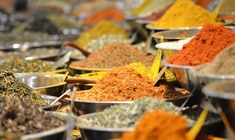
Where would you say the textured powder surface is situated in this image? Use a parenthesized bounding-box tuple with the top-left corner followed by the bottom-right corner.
(166, 23, 235, 66)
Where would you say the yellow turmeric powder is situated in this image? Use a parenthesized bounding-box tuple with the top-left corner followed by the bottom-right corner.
(148, 0, 218, 28)
(121, 109, 188, 140)
(75, 20, 129, 48)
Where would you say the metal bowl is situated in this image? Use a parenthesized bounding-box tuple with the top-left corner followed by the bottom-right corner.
(66, 98, 132, 115)
(68, 66, 110, 76)
(145, 24, 201, 32)
(152, 28, 199, 43)
(41, 94, 62, 111)
(15, 73, 67, 97)
(161, 59, 198, 92)
(190, 64, 235, 84)
(202, 80, 235, 138)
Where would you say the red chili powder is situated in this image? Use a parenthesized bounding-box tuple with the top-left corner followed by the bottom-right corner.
(166, 23, 235, 66)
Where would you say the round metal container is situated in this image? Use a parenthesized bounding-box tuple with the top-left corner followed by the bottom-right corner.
(15, 73, 67, 97)
(152, 28, 199, 43)
(161, 59, 197, 92)
(68, 66, 110, 76)
(202, 80, 235, 138)
(41, 94, 62, 111)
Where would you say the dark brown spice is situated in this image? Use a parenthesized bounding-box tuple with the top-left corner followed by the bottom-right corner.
(0, 96, 65, 135)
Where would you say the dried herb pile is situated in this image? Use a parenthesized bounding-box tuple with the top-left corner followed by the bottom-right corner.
(78, 98, 180, 128)
(0, 70, 49, 107)
(0, 96, 65, 135)
(0, 56, 52, 73)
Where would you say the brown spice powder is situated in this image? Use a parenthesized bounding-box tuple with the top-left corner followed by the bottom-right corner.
(71, 66, 189, 101)
(69, 42, 154, 69)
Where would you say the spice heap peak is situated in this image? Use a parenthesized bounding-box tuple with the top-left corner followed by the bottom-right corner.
(166, 23, 235, 66)
(148, 0, 218, 28)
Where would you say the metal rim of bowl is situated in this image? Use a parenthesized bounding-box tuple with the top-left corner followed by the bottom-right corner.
(151, 29, 198, 40)
(161, 59, 193, 69)
(145, 24, 202, 31)
(202, 81, 235, 99)
(40, 94, 62, 110)
(68, 65, 111, 71)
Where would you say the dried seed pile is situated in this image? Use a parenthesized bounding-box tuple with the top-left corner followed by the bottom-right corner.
(0, 70, 50, 107)
(70, 42, 154, 69)
(0, 56, 52, 73)
(0, 96, 65, 135)
(72, 66, 189, 101)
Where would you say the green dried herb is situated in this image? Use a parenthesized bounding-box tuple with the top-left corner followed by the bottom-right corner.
(80, 98, 180, 128)
(0, 70, 50, 107)
(0, 56, 52, 73)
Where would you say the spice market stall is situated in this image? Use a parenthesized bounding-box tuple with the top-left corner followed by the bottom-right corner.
(0, 0, 234, 140)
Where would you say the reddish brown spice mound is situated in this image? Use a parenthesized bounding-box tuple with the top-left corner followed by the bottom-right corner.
(166, 23, 235, 66)
(72, 66, 189, 101)
(121, 109, 188, 140)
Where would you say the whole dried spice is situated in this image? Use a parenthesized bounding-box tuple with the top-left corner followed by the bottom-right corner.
(0, 56, 52, 73)
(71, 66, 189, 101)
(166, 23, 235, 66)
(121, 109, 188, 140)
(70, 42, 154, 69)
(192, 43, 235, 75)
(0, 70, 49, 107)
(0, 96, 65, 135)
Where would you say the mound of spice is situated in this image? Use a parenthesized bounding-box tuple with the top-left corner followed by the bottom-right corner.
(121, 109, 188, 140)
(75, 20, 129, 48)
(85, 35, 131, 52)
(0, 70, 50, 107)
(78, 98, 180, 128)
(140, 3, 172, 21)
(83, 8, 125, 25)
(166, 23, 235, 66)
(70, 42, 154, 68)
(0, 96, 65, 135)
(71, 66, 189, 101)
(0, 56, 52, 73)
(148, 0, 217, 28)
(192, 43, 235, 75)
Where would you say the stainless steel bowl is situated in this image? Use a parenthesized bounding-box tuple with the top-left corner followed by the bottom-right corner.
(15, 73, 67, 97)
(152, 28, 199, 43)
(41, 94, 62, 111)
(66, 99, 133, 115)
(161, 59, 198, 92)
(202, 80, 235, 138)
(68, 66, 110, 76)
